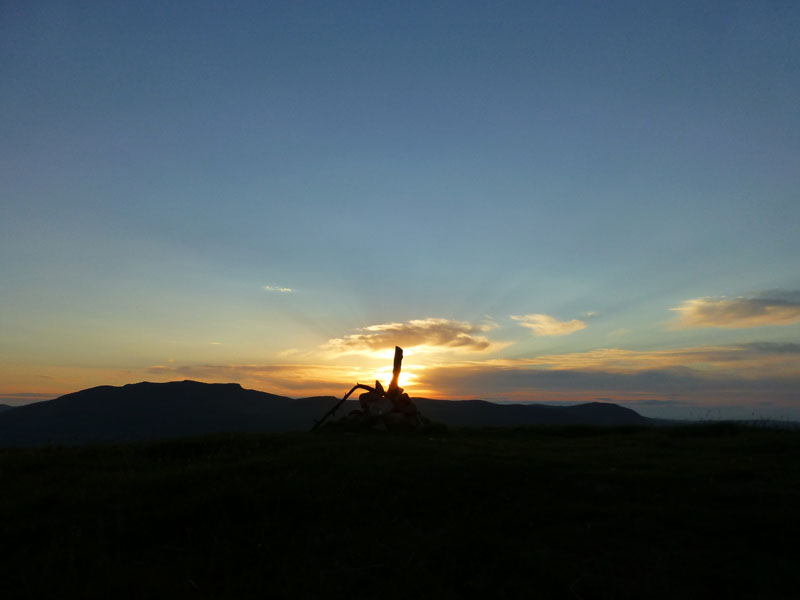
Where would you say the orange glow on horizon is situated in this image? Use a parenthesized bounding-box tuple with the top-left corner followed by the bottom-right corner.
(372, 367, 417, 391)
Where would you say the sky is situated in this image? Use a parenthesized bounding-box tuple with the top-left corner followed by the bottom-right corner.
(2, 1, 799, 419)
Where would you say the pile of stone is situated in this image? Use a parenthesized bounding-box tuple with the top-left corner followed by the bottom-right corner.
(312, 346, 421, 431)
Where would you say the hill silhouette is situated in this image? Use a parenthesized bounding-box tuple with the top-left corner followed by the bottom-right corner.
(0, 380, 649, 446)
(414, 397, 647, 427)
(0, 404, 12, 413)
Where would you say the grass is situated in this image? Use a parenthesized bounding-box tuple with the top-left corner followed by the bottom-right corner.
(2, 425, 799, 599)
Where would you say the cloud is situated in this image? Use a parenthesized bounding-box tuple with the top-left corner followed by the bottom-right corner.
(739, 342, 800, 354)
(671, 291, 800, 329)
(426, 364, 711, 394)
(324, 318, 495, 354)
(0, 392, 58, 406)
(511, 314, 586, 336)
(263, 285, 293, 293)
(489, 344, 800, 377)
(0, 392, 57, 402)
(617, 399, 690, 407)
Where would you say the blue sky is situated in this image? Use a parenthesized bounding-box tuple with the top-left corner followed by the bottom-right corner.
(2, 1, 799, 418)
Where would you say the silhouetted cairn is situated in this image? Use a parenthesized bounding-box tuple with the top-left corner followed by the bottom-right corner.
(313, 346, 428, 432)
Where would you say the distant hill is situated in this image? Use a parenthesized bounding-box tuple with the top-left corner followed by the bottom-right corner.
(414, 398, 649, 427)
(0, 404, 13, 413)
(0, 381, 334, 446)
(0, 380, 650, 446)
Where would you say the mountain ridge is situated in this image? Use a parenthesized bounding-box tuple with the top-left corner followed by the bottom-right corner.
(0, 380, 650, 446)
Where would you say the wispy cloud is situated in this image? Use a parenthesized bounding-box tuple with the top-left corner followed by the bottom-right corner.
(0, 392, 56, 400)
(324, 318, 496, 354)
(511, 313, 586, 336)
(671, 291, 800, 329)
(609, 328, 631, 338)
(0, 392, 58, 406)
(741, 342, 800, 354)
(263, 285, 293, 293)
(487, 343, 800, 376)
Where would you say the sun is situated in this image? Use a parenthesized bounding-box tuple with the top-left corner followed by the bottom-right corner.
(373, 367, 416, 390)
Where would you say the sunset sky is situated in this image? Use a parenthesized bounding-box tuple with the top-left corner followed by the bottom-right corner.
(2, 1, 799, 419)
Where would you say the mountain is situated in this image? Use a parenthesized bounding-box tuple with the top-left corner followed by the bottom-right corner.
(0, 404, 13, 413)
(0, 380, 650, 446)
(414, 398, 649, 427)
(0, 381, 333, 446)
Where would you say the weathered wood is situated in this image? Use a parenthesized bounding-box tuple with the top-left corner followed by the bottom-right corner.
(313, 346, 414, 430)
(387, 346, 403, 397)
(311, 383, 374, 431)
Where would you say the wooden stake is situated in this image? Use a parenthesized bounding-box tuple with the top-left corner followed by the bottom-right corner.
(387, 346, 403, 397)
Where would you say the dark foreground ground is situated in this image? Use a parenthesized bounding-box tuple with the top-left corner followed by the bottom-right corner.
(2, 425, 799, 599)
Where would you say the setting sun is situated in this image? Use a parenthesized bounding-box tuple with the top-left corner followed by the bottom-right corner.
(373, 367, 416, 390)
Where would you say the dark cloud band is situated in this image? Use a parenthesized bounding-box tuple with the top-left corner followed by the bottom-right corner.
(672, 291, 800, 329)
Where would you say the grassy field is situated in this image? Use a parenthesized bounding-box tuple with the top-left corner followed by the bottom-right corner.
(2, 425, 799, 599)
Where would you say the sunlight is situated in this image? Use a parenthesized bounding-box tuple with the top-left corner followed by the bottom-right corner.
(373, 367, 417, 390)
(371, 346, 416, 360)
